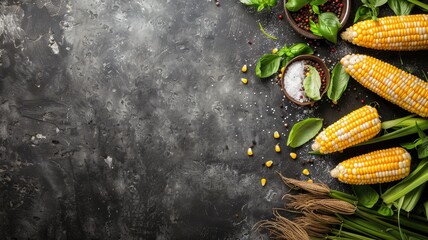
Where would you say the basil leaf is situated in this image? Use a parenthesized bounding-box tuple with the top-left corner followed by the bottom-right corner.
(240, 0, 261, 7)
(303, 65, 321, 100)
(353, 185, 379, 208)
(354, 6, 373, 22)
(310, 0, 328, 5)
(276, 45, 290, 57)
(327, 63, 350, 104)
(369, 0, 387, 7)
(312, 5, 320, 14)
(288, 43, 314, 57)
(257, 4, 266, 11)
(377, 203, 394, 216)
(287, 118, 323, 148)
(318, 12, 341, 44)
(309, 19, 322, 36)
(388, 0, 414, 15)
(267, 0, 277, 7)
(255, 54, 282, 78)
(286, 0, 310, 11)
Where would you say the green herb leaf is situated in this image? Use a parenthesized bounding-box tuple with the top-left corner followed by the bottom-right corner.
(354, 6, 373, 22)
(288, 43, 314, 57)
(286, 0, 311, 11)
(303, 65, 322, 100)
(310, 0, 328, 5)
(369, 0, 387, 7)
(377, 202, 394, 216)
(388, 0, 414, 15)
(255, 54, 282, 78)
(309, 19, 322, 36)
(258, 22, 278, 40)
(287, 118, 323, 148)
(276, 45, 289, 57)
(312, 4, 320, 14)
(318, 12, 341, 43)
(354, 185, 379, 208)
(327, 62, 350, 104)
(257, 4, 266, 11)
(240, 0, 277, 10)
(240, 0, 260, 7)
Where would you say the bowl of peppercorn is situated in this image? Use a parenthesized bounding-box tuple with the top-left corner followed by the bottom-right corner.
(280, 55, 330, 106)
(283, 0, 351, 40)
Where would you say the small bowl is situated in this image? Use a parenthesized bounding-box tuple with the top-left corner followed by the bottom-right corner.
(283, 0, 351, 39)
(280, 55, 330, 106)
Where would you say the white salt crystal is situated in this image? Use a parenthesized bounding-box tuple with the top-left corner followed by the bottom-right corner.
(283, 61, 309, 103)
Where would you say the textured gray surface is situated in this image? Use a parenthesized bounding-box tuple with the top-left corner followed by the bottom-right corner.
(0, 0, 427, 239)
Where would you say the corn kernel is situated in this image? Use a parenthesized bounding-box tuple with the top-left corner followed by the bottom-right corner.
(275, 144, 281, 153)
(273, 131, 280, 139)
(261, 178, 267, 186)
(272, 48, 278, 54)
(302, 169, 310, 175)
(247, 148, 253, 156)
(290, 152, 297, 159)
(241, 64, 247, 73)
(278, 73, 283, 79)
(307, 179, 313, 183)
(241, 78, 248, 84)
(280, 67, 286, 74)
(265, 160, 273, 168)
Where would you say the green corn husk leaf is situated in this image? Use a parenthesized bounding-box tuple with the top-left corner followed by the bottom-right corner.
(382, 158, 428, 204)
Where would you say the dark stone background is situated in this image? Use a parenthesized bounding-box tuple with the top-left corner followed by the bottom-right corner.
(0, 0, 426, 239)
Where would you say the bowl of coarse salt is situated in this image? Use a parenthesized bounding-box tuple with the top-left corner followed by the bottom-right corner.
(280, 54, 330, 106)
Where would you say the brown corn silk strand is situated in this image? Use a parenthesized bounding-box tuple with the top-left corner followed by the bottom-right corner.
(277, 172, 330, 196)
(254, 209, 310, 240)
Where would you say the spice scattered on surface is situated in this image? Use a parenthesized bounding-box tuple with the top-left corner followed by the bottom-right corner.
(290, 152, 297, 159)
(242, 64, 248, 73)
(275, 144, 281, 153)
(278, 14, 283, 20)
(273, 131, 280, 139)
(261, 178, 267, 186)
(265, 160, 273, 168)
(241, 78, 248, 84)
(284, 123, 288, 128)
(248, 148, 253, 156)
(302, 169, 310, 175)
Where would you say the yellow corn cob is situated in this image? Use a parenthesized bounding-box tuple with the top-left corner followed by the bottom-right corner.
(330, 147, 411, 185)
(341, 54, 428, 117)
(311, 105, 381, 154)
(341, 14, 428, 51)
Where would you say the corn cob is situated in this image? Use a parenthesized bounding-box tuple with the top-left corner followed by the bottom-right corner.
(341, 14, 428, 51)
(341, 54, 428, 117)
(311, 105, 381, 154)
(330, 147, 411, 184)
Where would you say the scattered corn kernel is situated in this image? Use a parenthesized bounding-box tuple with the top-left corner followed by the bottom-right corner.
(247, 148, 253, 156)
(272, 48, 278, 54)
(275, 144, 281, 153)
(278, 73, 283, 79)
(302, 169, 310, 175)
(273, 131, 280, 139)
(307, 179, 313, 183)
(261, 178, 267, 186)
(265, 160, 273, 168)
(241, 78, 248, 84)
(241, 64, 248, 73)
(290, 152, 297, 159)
(280, 67, 286, 74)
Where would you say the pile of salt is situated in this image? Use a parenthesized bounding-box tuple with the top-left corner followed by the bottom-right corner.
(283, 60, 309, 103)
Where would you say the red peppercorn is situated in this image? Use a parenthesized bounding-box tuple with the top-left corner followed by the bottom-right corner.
(278, 14, 283, 20)
(361, 99, 365, 104)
